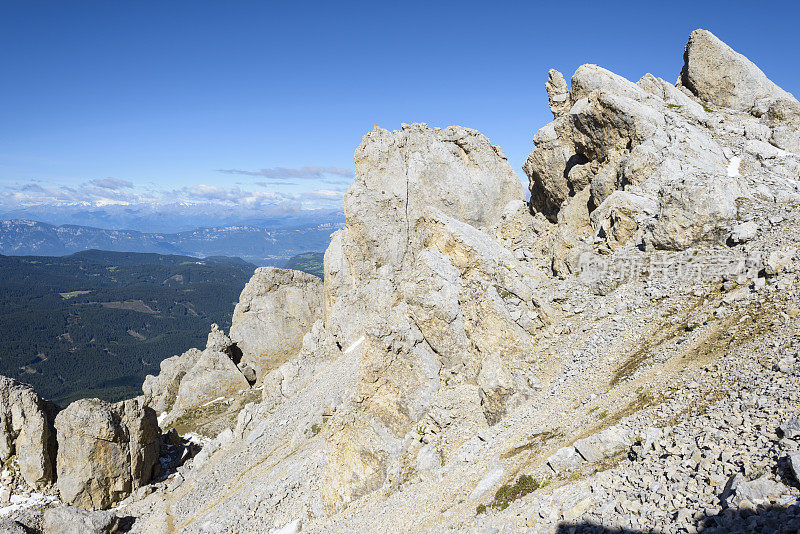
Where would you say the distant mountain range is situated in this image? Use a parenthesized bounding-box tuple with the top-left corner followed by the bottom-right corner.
(0, 204, 346, 234)
(0, 216, 345, 266)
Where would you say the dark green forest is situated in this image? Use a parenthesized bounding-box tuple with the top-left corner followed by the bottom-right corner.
(0, 250, 255, 405)
(284, 252, 324, 278)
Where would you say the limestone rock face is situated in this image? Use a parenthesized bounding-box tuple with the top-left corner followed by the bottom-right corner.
(314, 123, 548, 512)
(141, 348, 201, 413)
(115, 29, 800, 534)
(54, 396, 160, 510)
(0, 376, 58, 490)
(345, 123, 524, 276)
(523, 29, 800, 273)
(143, 324, 252, 416)
(229, 267, 323, 381)
(681, 29, 800, 155)
(681, 29, 800, 116)
(175, 349, 250, 410)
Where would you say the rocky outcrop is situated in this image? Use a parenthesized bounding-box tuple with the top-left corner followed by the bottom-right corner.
(141, 348, 200, 413)
(524, 64, 742, 258)
(174, 347, 249, 411)
(0, 376, 58, 490)
(229, 267, 323, 381)
(142, 325, 252, 417)
(680, 29, 800, 118)
(522, 29, 800, 275)
(314, 123, 550, 512)
(43, 506, 127, 534)
(680, 29, 800, 155)
(54, 397, 160, 510)
(97, 28, 800, 534)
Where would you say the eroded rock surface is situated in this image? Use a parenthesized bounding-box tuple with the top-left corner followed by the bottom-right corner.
(0, 376, 58, 490)
(523, 29, 800, 274)
(680, 29, 800, 118)
(54, 397, 160, 510)
(230, 267, 323, 381)
(47, 28, 800, 534)
(143, 325, 251, 420)
(141, 348, 200, 414)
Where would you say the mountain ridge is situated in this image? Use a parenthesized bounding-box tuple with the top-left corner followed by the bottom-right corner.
(0, 216, 344, 266)
(1, 28, 800, 534)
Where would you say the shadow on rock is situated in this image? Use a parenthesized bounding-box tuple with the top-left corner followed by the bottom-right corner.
(553, 501, 800, 533)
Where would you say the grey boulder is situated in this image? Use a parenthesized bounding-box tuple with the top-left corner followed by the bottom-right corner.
(681, 29, 800, 117)
(229, 267, 323, 381)
(780, 416, 800, 439)
(0, 375, 59, 489)
(43, 506, 127, 534)
(55, 396, 160, 510)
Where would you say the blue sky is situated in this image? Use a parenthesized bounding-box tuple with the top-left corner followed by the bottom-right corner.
(1, 0, 798, 226)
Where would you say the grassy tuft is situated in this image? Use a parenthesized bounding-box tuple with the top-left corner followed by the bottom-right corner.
(491, 474, 541, 510)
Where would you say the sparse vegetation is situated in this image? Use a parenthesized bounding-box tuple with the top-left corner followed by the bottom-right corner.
(501, 430, 562, 459)
(490, 474, 541, 510)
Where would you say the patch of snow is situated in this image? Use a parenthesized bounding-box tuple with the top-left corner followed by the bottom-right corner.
(469, 465, 505, 500)
(344, 335, 365, 354)
(271, 519, 301, 534)
(200, 396, 227, 408)
(0, 492, 58, 517)
(727, 156, 741, 177)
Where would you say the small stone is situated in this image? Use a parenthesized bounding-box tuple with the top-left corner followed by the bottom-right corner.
(732, 475, 789, 506)
(788, 453, 800, 483)
(546, 446, 584, 474)
(729, 221, 758, 244)
(781, 417, 800, 439)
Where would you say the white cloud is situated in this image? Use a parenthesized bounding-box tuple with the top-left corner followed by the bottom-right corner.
(303, 189, 346, 200)
(217, 165, 354, 180)
(89, 177, 134, 190)
(0, 175, 347, 223)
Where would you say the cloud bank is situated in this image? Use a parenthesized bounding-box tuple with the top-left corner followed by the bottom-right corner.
(216, 165, 353, 180)
(0, 164, 351, 231)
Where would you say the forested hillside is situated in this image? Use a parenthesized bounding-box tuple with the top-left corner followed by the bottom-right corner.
(284, 251, 324, 278)
(0, 250, 255, 404)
